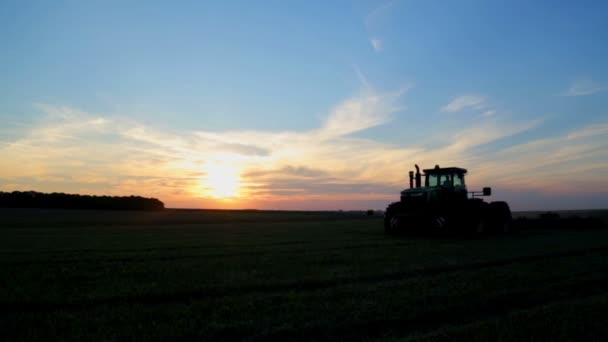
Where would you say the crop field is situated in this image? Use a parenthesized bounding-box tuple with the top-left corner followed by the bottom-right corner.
(2, 208, 608, 341)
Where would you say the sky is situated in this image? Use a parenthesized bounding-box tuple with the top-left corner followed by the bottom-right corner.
(1, 0, 607, 211)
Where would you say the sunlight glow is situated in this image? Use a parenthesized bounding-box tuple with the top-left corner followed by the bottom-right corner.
(202, 161, 242, 199)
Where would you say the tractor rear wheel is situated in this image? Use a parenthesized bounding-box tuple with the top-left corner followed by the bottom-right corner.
(475, 217, 487, 234)
(465, 199, 488, 235)
(384, 202, 405, 234)
(490, 201, 512, 233)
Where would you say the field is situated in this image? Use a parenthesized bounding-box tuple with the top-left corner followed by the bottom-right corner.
(2, 208, 608, 341)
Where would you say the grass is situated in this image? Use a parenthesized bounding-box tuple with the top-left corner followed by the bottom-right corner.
(1, 208, 608, 340)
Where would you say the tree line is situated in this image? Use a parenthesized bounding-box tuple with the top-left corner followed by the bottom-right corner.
(0, 191, 165, 211)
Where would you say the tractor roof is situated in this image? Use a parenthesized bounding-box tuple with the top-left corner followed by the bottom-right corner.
(423, 166, 467, 175)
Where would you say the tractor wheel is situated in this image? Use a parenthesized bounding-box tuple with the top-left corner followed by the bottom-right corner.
(466, 199, 488, 235)
(490, 201, 512, 233)
(431, 215, 447, 229)
(384, 202, 405, 235)
(475, 216, 487, 234)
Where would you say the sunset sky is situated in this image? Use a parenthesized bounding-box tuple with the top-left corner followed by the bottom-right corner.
(1, 0, 607, 210)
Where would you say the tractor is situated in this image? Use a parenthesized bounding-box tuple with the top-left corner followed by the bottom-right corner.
(384, 164, 512, 235)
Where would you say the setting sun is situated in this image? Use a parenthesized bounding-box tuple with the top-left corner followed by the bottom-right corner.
(202, 162, 242, 199)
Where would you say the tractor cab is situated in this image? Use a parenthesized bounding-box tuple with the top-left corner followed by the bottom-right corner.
(403, 164, 468, 192)
(400, 165, 470, 206)
(423, 165, 467, 190)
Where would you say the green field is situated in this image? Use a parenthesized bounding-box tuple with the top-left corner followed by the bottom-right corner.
(2, 208, 608, 341)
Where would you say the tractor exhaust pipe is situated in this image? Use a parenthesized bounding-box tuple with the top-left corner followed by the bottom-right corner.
(415, 164, 421, 188)
(409, 171, 414, 189)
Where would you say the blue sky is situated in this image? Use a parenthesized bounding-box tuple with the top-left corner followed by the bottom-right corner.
(1, 0, 607, 210)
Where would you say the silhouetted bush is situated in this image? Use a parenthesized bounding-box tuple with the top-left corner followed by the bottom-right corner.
(0, 191, 164, 211)
(366, 210, 374, 216)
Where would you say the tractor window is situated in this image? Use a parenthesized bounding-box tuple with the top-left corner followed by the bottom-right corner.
(454, 174, 464, 187)
(440, 175, 451, 187)
(428, 174, 439, 187)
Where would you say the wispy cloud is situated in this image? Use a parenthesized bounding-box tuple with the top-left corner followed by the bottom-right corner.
(370, 37, 382, 51)
(482, 110, 496, 117)
(473, 122, 608, 194)
(318, 88, 407, 137)
(566, 122, 608, 140)
(441, 95, 485, 113)
(563, 79, 606, 96)
(0, 87, 409, 208)
(1, 94, 606, 210)
(364, 0, 398, 52)
(365, 0, 399, 29)
(352, 64, 373, 93)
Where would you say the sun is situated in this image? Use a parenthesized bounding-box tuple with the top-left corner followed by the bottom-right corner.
(202, 162, 242, 199)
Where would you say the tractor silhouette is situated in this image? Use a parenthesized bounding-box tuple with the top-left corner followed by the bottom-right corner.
(384, 164, 511, 234)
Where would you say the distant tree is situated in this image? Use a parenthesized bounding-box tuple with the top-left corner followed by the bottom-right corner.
(0, 191, 164, 211)
(366, 210, 374, 216)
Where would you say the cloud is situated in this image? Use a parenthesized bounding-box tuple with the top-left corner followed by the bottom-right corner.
(441, 95, 485, 113)
(365, 0, 399, 29)
(0, 87, 408, 206)
(1, 90, 607, 210)
(565, 122, 608, 140)
(445, 117, 543, 153)
(370, 37, 382, 51)
(0, 110, 204, 201)
(244, 165, 328, 179)
(318, 88, 407, 137)
(563, 79, 606, 96)
(364, 1, 398, 52)
(352, 64, 372, 91)
(472, 122, 608, 194)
